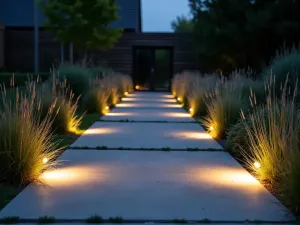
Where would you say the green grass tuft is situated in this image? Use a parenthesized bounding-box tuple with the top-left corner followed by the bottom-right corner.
(96, 146, 108, 150)
(38, 216, 56, 223)
(201, 218, 211, 223)
(0, 216, 20, 224)
(108, 216, 124, 223)
(85, 215, 104, 223)
(170, 219, 188, 223)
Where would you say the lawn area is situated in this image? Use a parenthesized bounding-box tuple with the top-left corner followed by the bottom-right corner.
(0, 112, 100, 210)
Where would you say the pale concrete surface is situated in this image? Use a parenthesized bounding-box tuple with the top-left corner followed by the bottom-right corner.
(116, 92, 181, 109)
(101, 108, 195, 122)
(125, 92, 175, 99)
(0, 151, 294, 222)
(71, 122, 222, 149)
(115, 101, 182, 109)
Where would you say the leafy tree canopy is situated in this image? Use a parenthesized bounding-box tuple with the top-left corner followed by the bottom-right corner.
(171, 15, 194, 33)
(39, 0, 123, 54)
(188, 0, 300, 74)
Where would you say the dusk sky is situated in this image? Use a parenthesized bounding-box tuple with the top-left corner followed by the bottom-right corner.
(141, 0, 190, 32)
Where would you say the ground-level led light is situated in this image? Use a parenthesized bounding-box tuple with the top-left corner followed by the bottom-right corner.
(125, 92, 128, 96)
(209, 126, 214, 131)
(189, 108, 193, 112)
(43, 157, 49, 164)
(135, 85, 140, 90)
(177, 97, 181, 101)
(254, 161, 261, 169)
(105, 106, 109, 110)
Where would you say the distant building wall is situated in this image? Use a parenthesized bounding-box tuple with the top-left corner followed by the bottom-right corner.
(0, 22, 4, 68)
(4, 29, 198, 74)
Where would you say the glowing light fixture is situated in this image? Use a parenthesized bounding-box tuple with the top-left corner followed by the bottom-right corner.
(135, 85, 140, 90)
(105, 106, 109, 110)
(254, 161, 261, 169)
(177, 97, 181, 101)
(125, 92, 128, 96)
(189, 108, 193, 112)
(210, 126, 214, 131)
(43, 157, 49, 164)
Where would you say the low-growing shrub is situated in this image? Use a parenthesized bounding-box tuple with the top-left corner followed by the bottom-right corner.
(0, 84, 61, 185)
(261, 47, 300, 94)
(58, 64, 95, 97)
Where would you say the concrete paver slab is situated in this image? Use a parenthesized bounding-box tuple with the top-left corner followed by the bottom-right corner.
(115, 101, 182, 109)
(70, 122, 223, 149)
(117, 93, 181, 109)
(0, 151, 293, 222)
(126, 92, 175, 99)
(101, 108, 194, 122)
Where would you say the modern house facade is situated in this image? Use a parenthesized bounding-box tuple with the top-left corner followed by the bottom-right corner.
(0, 0, 198, 89)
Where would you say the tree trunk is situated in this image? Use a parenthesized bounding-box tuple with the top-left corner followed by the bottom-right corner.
(69, 42, 74, 64)
(82, 50, 88, 67)
(60, 42, 64, 64)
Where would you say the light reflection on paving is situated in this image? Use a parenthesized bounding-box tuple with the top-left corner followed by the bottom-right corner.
(0, 151, 294, 221)
(101, 109, 194, 122)
(71, 122, 222, 149)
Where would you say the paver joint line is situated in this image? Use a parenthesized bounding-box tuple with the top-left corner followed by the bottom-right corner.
(68, 147, 225, 152)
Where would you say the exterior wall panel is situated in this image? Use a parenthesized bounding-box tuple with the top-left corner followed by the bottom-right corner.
(0, 0, 140, 30)
(4, 29, 198, 75)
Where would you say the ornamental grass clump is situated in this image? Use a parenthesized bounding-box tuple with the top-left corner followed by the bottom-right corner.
(82, 77, 110, 114)
(186, 74, 218, 116)
(172, 71, 196, 104)
(0, 83, 61, 185)
(202, 78, 248, 139)
(113, 73, 133, 96)
(240, 75, 300, 213)
(38, 76, 83, 134)
(105, 77, 119, 106)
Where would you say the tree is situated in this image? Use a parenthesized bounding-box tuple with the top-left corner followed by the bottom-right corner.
(39, 0, 123, 64)
(171, 15, 194, 33)
(188, 0, 300, 74)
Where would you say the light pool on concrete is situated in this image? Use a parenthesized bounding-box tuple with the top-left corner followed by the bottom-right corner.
(0, 151, 294, 222)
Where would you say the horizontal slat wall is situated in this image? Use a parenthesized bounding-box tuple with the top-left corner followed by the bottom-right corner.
(87, 33, 199, 75)
(4, 29, 198, 74)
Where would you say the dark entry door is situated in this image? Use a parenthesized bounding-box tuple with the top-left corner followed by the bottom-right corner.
(133, 47, 173, 91)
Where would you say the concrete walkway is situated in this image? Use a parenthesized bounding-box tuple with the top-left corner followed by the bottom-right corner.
(0, 92, 295, 224)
